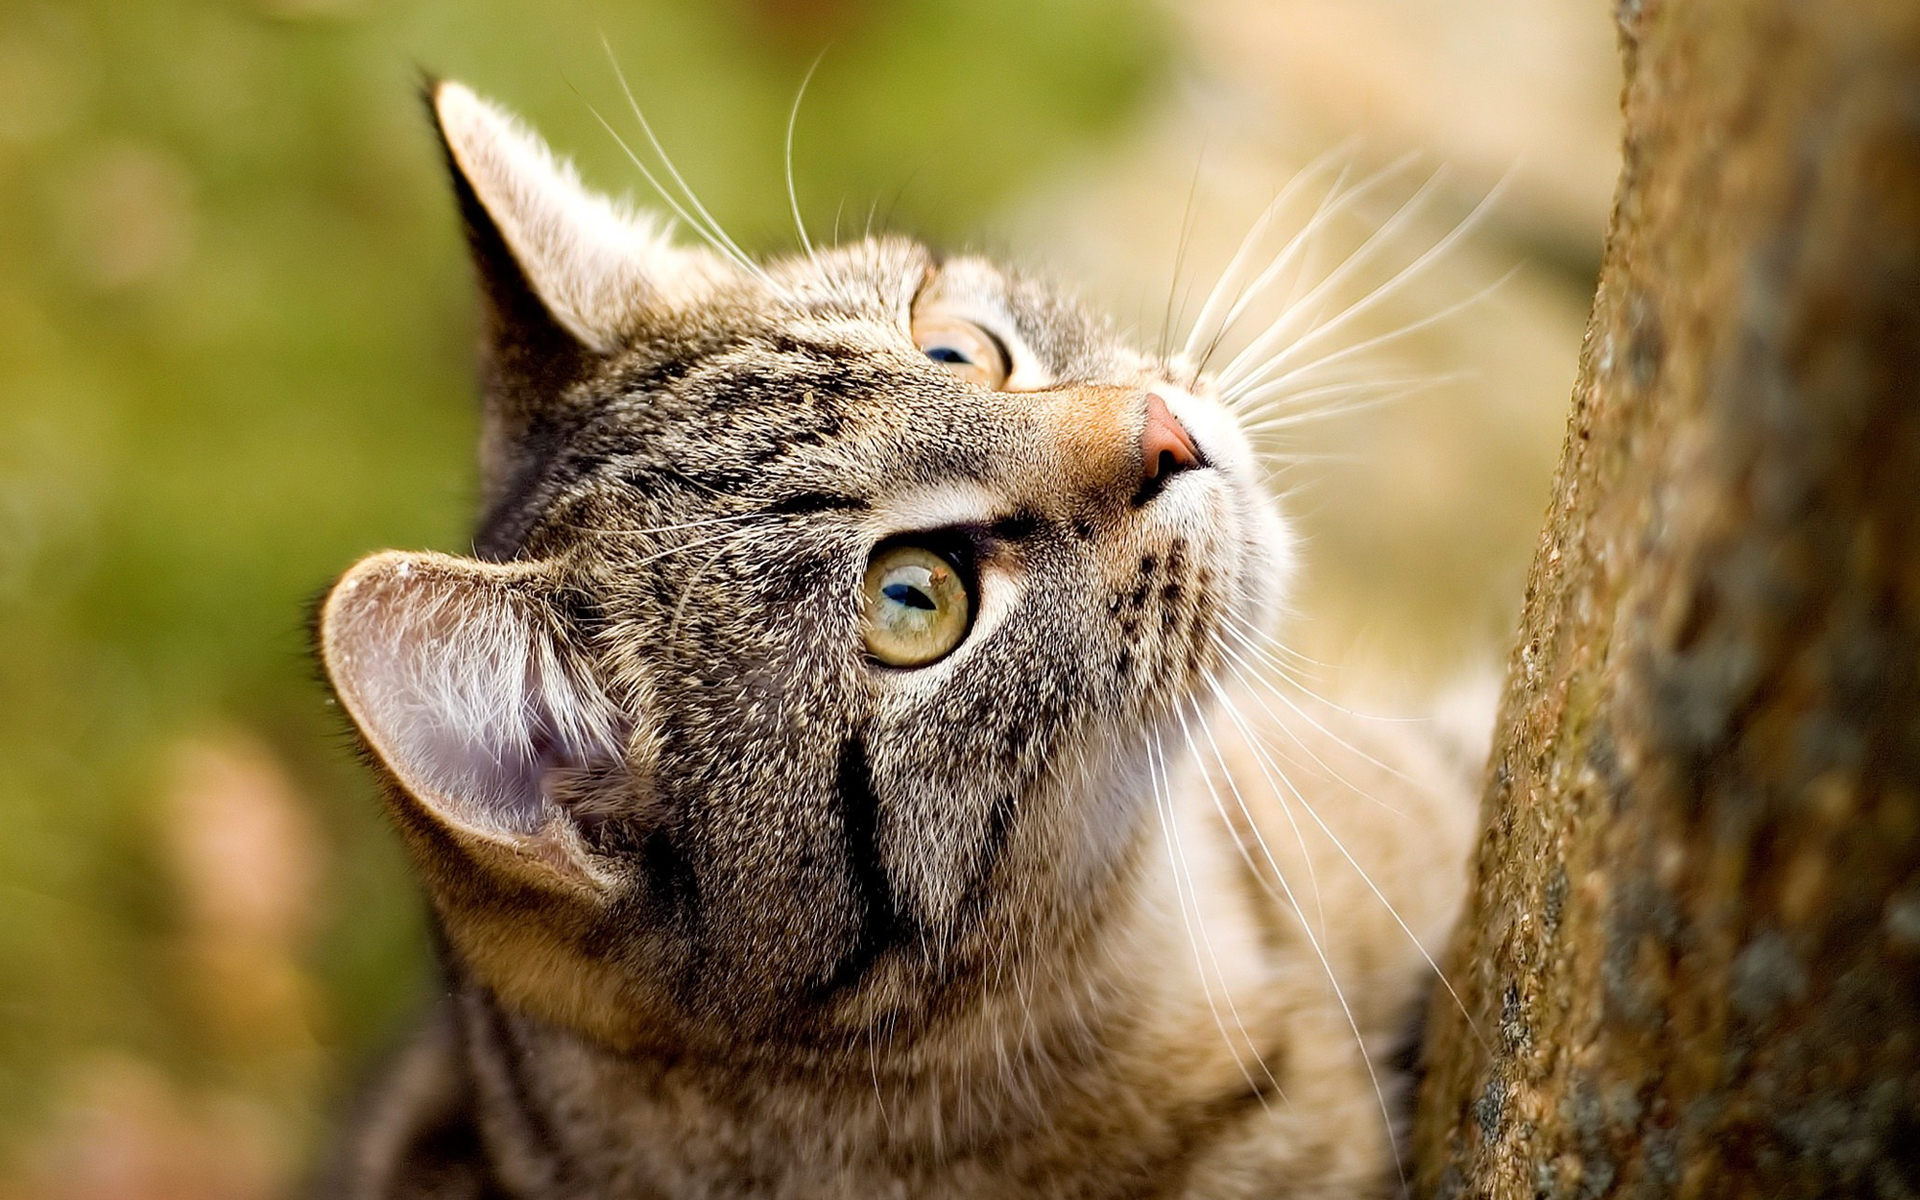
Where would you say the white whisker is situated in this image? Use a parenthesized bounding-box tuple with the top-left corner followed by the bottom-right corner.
(633, 521, 774, 567)
(581, 511, 767, 538)
(1225, 174, 1511, 401)
(1199, 152, 1423, 386)
(1213, 618, 1348, 697)
(1211, 633, 1413, 818)
(1186, 689, 1326, 937)
(1237, 370, 1465, 431)
(1217, 165, 1450, 397)
(1158, 150, 1210, 366)
(1217, 635, 1323, 697)
(580, 96, 752, 275)
(1146, 734, 1266, 1102)
(1209, 673, 1490, 1055)
(1234, 372, 1423, 423)
(1238, 378, 1449, 438)
(1171, 707, 1287, 1101)
(601, 37, 769, 281)
(1228, 265, 1519, 414)
(1179, 140, 1357, 365)
(1186, 670, 1407, 1197)
(662, 525, 786, 646)
(1222, 613, 1428, 726)
(786, 51, 828, 260)
(1219, 610, 1339, 669)
(1218, 610, 1330, 674)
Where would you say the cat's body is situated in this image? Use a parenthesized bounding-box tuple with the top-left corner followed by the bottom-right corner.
(313, 82, 1482, 1199)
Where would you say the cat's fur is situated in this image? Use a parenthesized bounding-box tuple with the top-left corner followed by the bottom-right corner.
(313, 81, 1482, 1199)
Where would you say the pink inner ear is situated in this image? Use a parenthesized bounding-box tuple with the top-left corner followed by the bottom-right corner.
(323, 555, 624, 839)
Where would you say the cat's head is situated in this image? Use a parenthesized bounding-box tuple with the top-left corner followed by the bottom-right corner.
(318, 82, 1292, 1055)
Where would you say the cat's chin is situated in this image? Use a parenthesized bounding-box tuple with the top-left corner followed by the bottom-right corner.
(1143, 388, 1296, 651)
(1231, 489, 1296, 640)
(1151, 381, 1294, 618)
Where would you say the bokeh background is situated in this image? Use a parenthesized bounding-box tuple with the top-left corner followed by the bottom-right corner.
(0, 0, 1618, 1194)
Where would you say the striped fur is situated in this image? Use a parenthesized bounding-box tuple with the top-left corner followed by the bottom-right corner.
(312, 82, 1481, 1199)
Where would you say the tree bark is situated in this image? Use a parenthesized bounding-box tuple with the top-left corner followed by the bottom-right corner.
(1410, 2, 1920, 1198)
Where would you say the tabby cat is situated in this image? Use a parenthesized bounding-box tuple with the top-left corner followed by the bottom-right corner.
(313, 80, 1481, 1199)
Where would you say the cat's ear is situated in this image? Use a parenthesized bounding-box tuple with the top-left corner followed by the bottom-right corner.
(318, 550, 630, 892)
(427, 81, 725, 504)
(428, 79, 707, 354)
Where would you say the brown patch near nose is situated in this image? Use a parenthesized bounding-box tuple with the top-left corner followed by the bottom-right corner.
(1040, 385, 1140, 503)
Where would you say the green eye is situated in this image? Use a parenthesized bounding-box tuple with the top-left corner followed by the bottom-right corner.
(861, 545, 974, 667)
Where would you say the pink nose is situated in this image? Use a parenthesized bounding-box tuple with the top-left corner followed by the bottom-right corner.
(1140, 391, 1203, 484)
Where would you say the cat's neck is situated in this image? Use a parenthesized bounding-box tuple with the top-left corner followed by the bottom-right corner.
(445, 799, 1287, 1195)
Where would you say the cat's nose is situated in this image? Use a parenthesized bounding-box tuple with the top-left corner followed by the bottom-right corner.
(1134, 390, 1204, 503)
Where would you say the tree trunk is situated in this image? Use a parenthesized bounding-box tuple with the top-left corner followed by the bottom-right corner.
(1410, 2, 1920, 1198)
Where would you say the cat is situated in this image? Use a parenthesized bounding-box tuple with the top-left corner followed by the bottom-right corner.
(312, 79, 1483, 1199)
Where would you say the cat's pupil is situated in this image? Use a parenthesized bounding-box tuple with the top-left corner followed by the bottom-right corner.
(883, 582, 937, 611)
(924, 346, 972, 365)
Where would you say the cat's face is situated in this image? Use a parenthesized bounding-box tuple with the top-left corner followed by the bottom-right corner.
(319, 83, 1291, 1053)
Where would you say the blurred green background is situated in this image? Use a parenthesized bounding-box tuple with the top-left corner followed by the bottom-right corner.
(0, 0, 1617, 1194)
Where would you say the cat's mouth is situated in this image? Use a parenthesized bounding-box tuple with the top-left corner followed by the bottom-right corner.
(1129, 446, 1212, 508)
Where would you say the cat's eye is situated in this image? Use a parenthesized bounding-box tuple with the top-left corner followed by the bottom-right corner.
(861, 544, 974, 667)
(912, 314, 1010, 389)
